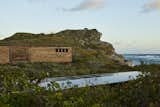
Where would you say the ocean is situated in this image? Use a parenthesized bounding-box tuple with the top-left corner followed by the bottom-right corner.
(123, 54, 160, 66)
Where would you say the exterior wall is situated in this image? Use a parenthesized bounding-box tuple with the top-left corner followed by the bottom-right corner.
(9, 46, 30, 63)
(0, 46, 10, 64)
(0, 46, 72, 64)
(29, 47, 72, 63)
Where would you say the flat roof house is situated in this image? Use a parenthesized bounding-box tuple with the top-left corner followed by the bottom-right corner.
(0, 46, 72, 64)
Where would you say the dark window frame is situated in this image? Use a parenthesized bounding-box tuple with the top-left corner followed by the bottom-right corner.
(62, 49, 65, 52)
(59, 49, 61, 52)
(55, 48, 69, 53)
(56, 49, 59, 52)
(66, 49, 68, 52)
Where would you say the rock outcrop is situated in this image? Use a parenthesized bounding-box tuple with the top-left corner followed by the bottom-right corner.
(0, 28, 130, 66)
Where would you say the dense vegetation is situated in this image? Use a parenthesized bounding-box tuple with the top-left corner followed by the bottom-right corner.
(0, 64, 160, 107)
(0, 62, 132, 78)
(0, 29, 159, 106)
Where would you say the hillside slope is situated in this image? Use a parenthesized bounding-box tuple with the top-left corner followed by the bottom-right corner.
(0, 29, 131, 76)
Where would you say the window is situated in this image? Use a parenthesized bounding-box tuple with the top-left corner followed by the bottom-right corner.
(66, 49, 68, 52)
(55, 48, 69, 53)
(56, 49, 59, 52)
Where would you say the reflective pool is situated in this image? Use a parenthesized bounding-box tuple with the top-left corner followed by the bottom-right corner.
(39, 71, 141, 90)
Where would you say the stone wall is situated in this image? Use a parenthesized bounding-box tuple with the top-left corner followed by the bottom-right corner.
(0, 46, 72, 64)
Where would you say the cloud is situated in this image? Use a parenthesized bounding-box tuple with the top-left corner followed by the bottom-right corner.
(143, 0, 160, 12)
(63, 0, 106, 11)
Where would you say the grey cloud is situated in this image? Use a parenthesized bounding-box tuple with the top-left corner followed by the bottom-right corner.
(64, 0, 106, 11)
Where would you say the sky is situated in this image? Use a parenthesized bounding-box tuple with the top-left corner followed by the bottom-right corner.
(0, 0, 160, 54)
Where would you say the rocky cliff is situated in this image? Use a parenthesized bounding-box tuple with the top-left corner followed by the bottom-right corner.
(0, 28, 130, 66)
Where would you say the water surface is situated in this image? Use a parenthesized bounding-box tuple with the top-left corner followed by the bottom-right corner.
(124, 54, 160, 65)
(39, 71, 141, 90)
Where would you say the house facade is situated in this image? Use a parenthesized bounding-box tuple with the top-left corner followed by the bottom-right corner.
(0, 46, 72, 64)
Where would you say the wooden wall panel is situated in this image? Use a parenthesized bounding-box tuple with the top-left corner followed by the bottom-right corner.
(9, 47, 29, 63)
(0, 46, 10, 64)
(0, 46, 72, 64)
(29, 47, 72, 63)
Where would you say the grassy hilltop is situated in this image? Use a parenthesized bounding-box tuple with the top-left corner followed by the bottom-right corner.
(0, 29, 131, 77)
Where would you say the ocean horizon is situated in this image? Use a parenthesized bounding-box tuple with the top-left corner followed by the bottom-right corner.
(123, 54, 160, 66)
